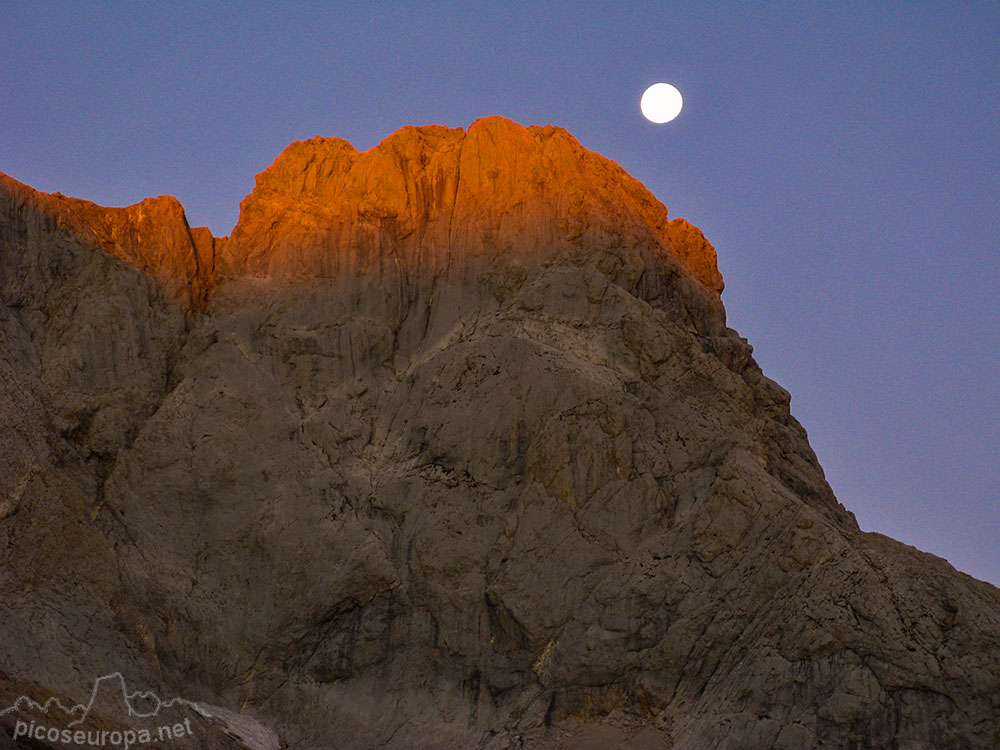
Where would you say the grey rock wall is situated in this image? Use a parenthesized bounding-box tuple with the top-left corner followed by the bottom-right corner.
(2, 129, 999, 749)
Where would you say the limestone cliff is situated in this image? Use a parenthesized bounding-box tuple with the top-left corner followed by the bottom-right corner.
(1, 118, 999, 750)
(0, 173, 214, 311)
(222, 117, 723, 297)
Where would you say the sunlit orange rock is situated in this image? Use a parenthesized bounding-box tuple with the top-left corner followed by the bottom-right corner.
(0, 172, 214, 310)
(221, 116, 724, 296)
(1, 118, 724, 313)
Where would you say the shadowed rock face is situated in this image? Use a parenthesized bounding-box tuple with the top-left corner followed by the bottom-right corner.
(1, 118, 999, 750)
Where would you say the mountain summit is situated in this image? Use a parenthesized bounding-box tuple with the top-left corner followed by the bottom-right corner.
(2, 116, 720, 315)
(2, 118, 999, 749)
(222, 117, 722, 296)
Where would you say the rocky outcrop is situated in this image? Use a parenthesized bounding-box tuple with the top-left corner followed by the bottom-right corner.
(222, 117, 723, 292)
(0, 173, 214, 311)
(2, 118, 999, 750)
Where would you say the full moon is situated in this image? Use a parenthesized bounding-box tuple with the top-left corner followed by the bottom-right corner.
(640, 83, 683, 124)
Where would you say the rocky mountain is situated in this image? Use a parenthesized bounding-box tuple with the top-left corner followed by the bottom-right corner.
(1, 116, 998, 749)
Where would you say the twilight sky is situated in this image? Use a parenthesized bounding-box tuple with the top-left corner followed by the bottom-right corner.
(2, 2, 998, 585)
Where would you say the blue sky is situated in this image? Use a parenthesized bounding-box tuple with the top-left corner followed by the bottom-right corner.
(2, 1, 998, 584)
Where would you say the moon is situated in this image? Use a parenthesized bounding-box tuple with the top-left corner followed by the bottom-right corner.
(640, 83, 683, 124)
